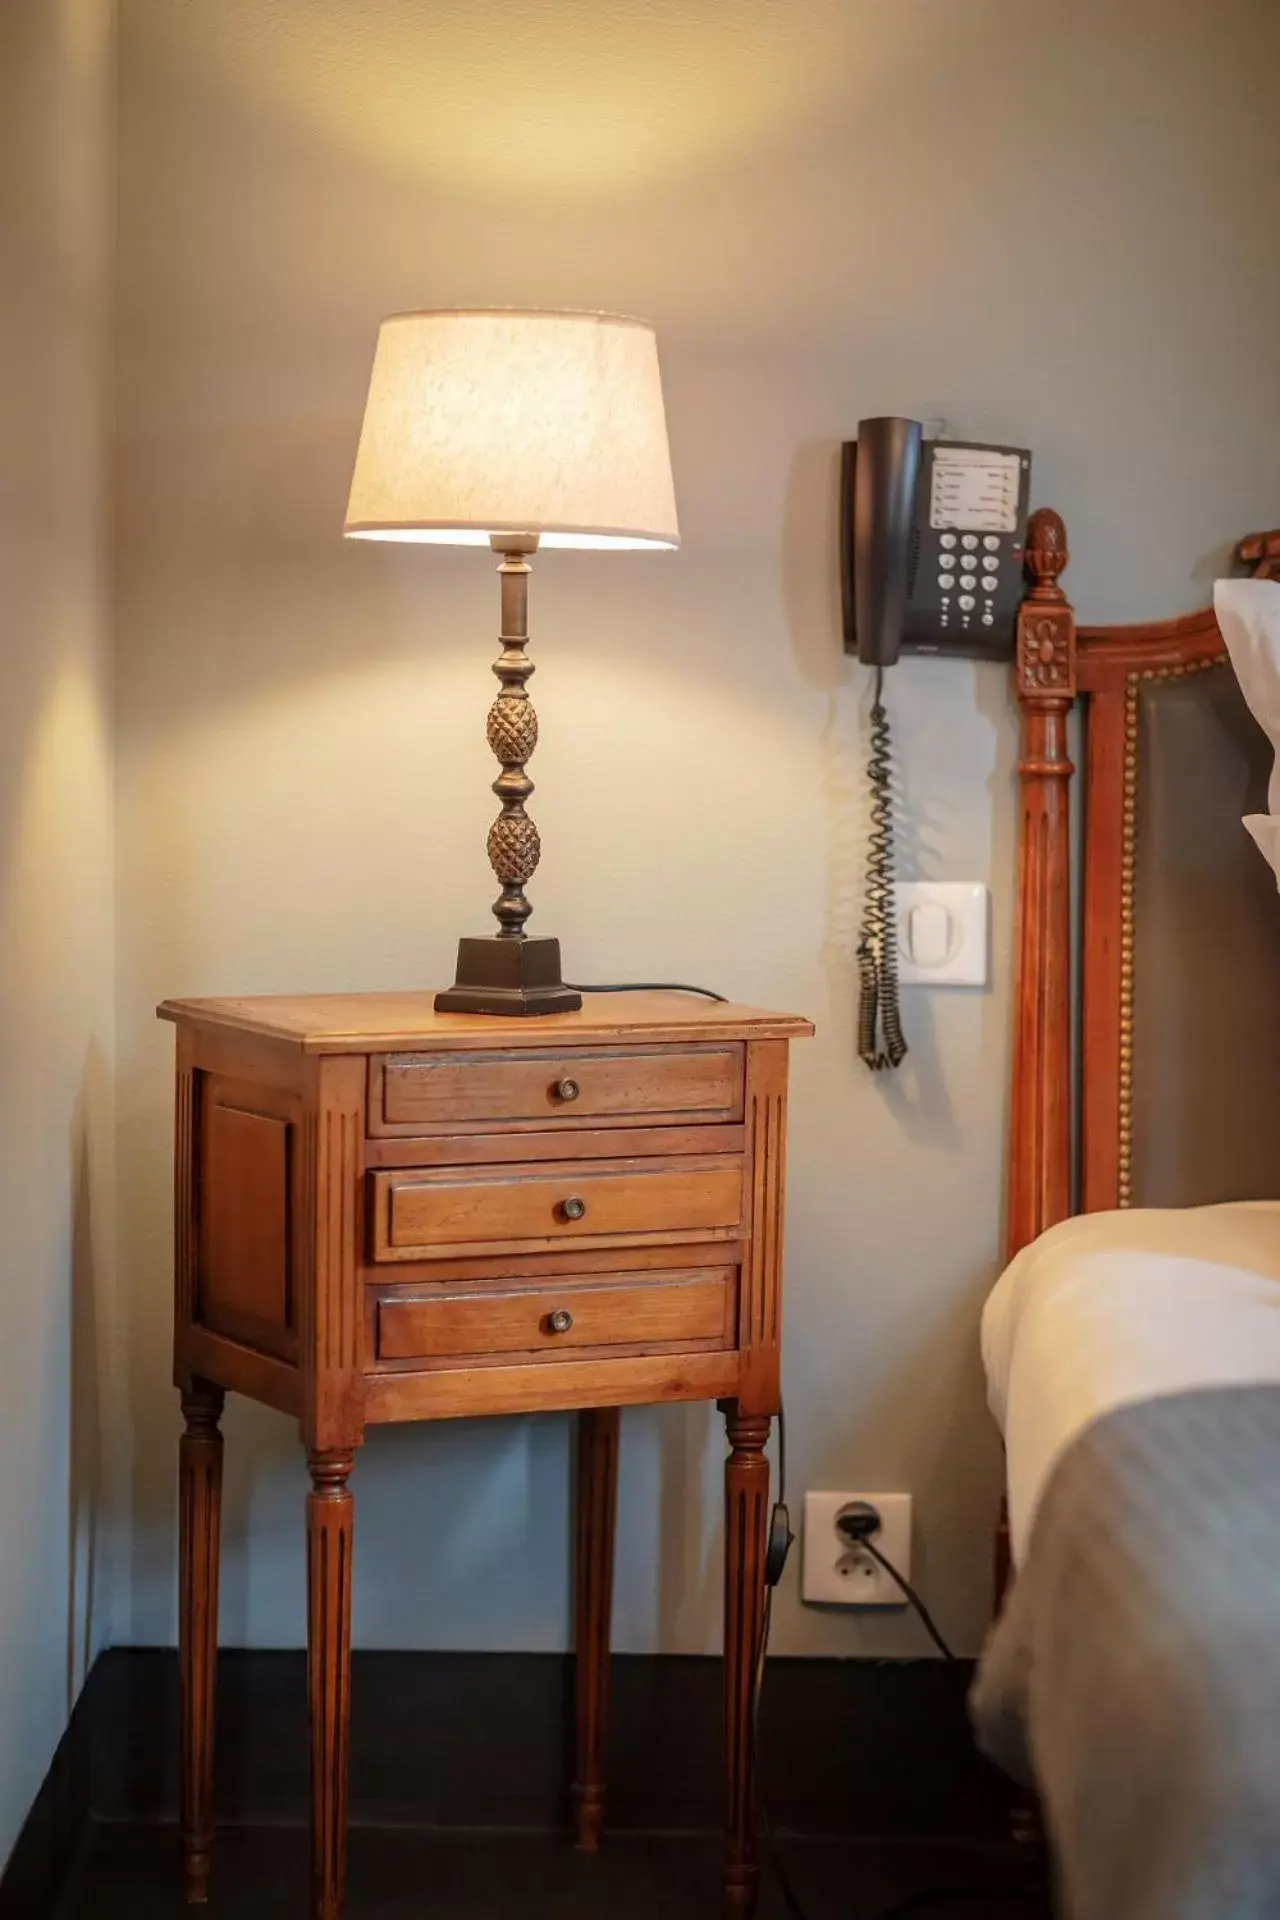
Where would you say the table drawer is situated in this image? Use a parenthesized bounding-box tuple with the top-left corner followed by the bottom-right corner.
(369, 1045, 744, 1135)
(370, 1157, 743, 1262)
(373, 1266, 737, 1363)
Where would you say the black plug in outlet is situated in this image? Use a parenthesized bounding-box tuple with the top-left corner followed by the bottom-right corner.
(835, 1499, 882, 1546)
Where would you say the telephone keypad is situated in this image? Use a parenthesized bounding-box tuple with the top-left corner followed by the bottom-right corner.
(939, 530, 1016, 619)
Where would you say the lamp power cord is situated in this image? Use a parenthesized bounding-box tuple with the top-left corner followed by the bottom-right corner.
(833, 1502, 954, 1664)
(566, 981, 727, 1001)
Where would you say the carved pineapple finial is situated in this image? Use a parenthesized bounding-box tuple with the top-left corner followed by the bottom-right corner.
(1016, 507, 1075, 702)
(1025, 507, 1068, 600)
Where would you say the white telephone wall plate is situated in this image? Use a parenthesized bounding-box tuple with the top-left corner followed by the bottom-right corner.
(894, 881, 988, 987)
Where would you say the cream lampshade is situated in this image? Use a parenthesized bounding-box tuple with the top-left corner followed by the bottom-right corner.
(346, 309, 679, 550)
(343, 308, 679, 1014)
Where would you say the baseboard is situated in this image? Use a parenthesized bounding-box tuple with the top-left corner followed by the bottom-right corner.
(2, 1649, 1012, 1915)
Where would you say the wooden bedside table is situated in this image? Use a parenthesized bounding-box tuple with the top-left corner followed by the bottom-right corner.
(159, 989, 812, 1920)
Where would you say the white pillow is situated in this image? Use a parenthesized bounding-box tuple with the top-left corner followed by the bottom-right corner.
(1214, 576, 1280, 883)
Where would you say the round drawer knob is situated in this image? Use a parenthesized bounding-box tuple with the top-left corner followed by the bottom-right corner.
(548, 1308, 575, 1334)
(554, 1076, 580, 1103)
(560, 1196, 587, 1222)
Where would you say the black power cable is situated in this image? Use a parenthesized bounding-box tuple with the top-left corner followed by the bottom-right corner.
(834, 1504, 954, 1662)
(565, 981, 728, 1001)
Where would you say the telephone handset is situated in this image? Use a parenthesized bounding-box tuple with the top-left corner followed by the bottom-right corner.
(840, 419, 1032, 1070)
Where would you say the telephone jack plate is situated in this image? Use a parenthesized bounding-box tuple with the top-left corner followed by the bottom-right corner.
(895, 882, 988, 987)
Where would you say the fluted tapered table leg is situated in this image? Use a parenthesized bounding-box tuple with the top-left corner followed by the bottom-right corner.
(307, 1448, 356, 1920)
(721, 1403, 771, 1920)
(179, 1383, 224, 1904)
(571, 1406, 620, 1850)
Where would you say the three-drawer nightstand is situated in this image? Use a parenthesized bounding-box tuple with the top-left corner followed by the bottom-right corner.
(160, 990, 812, 1920)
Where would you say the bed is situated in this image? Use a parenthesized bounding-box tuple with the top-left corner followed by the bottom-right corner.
(969, 512, 1280, 1919)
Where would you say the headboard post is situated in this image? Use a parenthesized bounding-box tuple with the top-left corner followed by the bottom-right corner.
(1006, 509, 1077, 1260)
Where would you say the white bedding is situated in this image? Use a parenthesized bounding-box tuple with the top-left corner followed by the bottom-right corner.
(1215, 577, 1280, 882)
(982, 1202, 1280, 1564)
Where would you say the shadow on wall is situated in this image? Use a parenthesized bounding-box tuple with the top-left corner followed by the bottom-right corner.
(68, 1041, 110, 1711)
(656, 1401, 720, 1649)
(974, 657, 1025, 1256)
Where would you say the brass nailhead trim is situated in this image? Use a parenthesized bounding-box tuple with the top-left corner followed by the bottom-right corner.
(1116, 654, 1223, 1206)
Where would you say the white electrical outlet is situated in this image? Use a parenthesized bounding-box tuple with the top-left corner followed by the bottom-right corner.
(801, 1492, 913, 1608)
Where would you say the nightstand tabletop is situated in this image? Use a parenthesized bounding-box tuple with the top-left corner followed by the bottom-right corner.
(158, 987, 814, 1052)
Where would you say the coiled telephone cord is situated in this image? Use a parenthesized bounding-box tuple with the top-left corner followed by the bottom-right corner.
(856, 668, 908, 1071)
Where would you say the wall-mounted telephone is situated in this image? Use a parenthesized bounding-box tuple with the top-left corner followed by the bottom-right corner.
(839, 419, 1032, 1070)
(841, 423, 1032, 664)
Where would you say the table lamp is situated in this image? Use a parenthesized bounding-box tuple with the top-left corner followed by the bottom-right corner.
(344, 308, 680, 1015)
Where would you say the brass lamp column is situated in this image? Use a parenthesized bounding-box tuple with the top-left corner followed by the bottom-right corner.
(343, 307, 680, 1016)
(436, 532, 582, 1014)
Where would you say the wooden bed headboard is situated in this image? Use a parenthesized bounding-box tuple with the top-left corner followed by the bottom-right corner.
(1006, 512, 1280, 1261)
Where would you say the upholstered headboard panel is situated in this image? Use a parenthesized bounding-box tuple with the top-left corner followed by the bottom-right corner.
(1129, 661, 1280, 1207)
(1004, 511, 1280, 1261)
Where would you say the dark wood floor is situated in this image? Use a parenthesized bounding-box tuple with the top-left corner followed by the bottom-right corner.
(56, 1826, 1053, 1920)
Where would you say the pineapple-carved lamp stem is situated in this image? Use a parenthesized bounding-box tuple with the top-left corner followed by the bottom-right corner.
(435, 534, 583, 1015)
(487, 535, 541, 937)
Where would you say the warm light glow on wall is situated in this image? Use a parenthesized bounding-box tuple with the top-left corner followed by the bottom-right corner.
(0, 654, 112, 994)
(138, 0, 879, 197)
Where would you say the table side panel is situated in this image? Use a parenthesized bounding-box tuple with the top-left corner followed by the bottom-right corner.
(174, 1025, 310, 1399)
(198, 1076, 301, 1363)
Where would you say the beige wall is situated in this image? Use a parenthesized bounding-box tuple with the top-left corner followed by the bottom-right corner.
(113, 0, 1280, 1657)
(0, 0, 115, 1870)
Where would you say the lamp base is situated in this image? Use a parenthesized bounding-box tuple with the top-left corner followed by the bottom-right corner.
(434, 936, 583, 1017)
